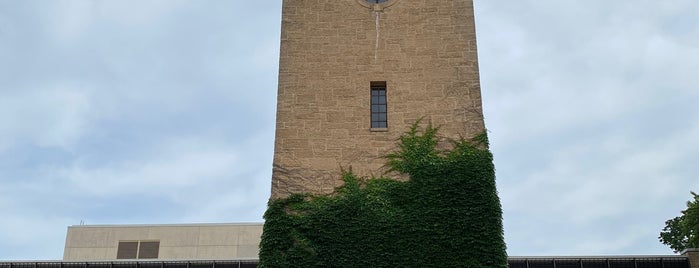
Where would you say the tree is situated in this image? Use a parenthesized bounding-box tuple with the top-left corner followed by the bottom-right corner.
(659, 191, 699, 253)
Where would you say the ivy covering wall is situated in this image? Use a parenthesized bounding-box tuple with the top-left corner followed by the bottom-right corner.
(259, 123, 507, 267)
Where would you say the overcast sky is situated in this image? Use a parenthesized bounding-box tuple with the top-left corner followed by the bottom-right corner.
(0, 0, 698, 260)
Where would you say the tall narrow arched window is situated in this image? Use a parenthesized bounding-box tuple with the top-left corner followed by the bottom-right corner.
(370, 81, 387, 129)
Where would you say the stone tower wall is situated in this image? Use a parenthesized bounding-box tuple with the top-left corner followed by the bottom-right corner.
(271, 0, 484, 199)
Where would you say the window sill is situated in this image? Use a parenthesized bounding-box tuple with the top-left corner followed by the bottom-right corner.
(370, 128, 388, 132)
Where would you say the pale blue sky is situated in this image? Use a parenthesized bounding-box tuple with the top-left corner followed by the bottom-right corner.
(0, 0, 698, 260)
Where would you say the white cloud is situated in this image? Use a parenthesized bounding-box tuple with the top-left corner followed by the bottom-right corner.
(95, 0, 188, 27)
(0, 0, 281, 258)
(0, 214, 72, 260)
(476, 0, 699, 255)
(496, 116, 699, 254)
(45, 0, 95, 43)
(0, 84, 91, 151)
(177, 168, 271, 222)
(59, 138, 244, 197)
(0, 190, 75, 259)
(42, 0, 190, 44)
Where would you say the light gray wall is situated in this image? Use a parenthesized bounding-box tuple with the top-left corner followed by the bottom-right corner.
(63, 223, 263, 261)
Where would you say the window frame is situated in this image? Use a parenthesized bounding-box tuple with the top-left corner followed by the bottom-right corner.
(116, 240, 160, 259)
(370, 81, 388, 130)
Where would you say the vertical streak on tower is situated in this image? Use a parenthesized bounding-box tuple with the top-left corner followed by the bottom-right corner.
(271, 0, 484, 199)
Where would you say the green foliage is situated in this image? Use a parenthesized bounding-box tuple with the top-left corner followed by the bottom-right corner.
(660, 192, 699, 253)
(259, 123, 507, 267)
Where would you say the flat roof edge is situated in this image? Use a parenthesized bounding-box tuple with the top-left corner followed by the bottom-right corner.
(67, 222, 264, 228)
(508, 255, 687, 259)
(0, 259, 261, 263)
(2, 256, 687, 263)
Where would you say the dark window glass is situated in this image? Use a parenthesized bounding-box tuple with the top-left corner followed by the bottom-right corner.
(163, 263, 188, 268)
(370, 82, 387, 128)
(609, 260, 636, 268)
(112, 263, 135, 268)
(636, 259, 662, 268)
(36, 263, 62, 268)
(116, 242, 138, 259)
(662, 259, 691, 268)
(213, 263, 236, 268)
(86, 263, 111, 268)
(580, 260, 608, 268)
(555, 260, 580, 268)
(117, 241, 159, 259)
(190, 263, 214, 268)
(528, 260, 554, 268)
(507, 260, 527, 268)
(138, 263, 159, 268)
(138, 241, 159, 259)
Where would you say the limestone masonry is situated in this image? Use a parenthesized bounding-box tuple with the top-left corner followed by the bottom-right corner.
(271, 0, 485, 199)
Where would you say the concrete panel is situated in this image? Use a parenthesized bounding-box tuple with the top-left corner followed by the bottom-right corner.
(238, 226, 263, 245)
(148, 226, 200, 246)
(63, 223, 264, 260)
(195, 246, 237, 259)
(198, 226, 240, 246)
(159, 246, 198, 259)
(236, 245, 259, 259)
(112, 227, 150, 242)
(65, 227, 116, 248)
(64, 247, 112, 261)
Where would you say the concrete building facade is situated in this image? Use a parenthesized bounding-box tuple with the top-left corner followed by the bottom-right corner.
(63, 224, 263, 261)
(55, 222, 699, 268)
(685, 249, 699, 268)
(271, 0, 485, 198)
(58, 224, 699, 268)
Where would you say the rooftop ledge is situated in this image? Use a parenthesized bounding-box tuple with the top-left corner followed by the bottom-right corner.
(67, 222, 264, 228)
(508, 255, 688, 259)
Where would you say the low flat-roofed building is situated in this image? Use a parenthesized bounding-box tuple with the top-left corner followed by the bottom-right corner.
(63, 223, 263, 261)
(1, 254, 698, 268)
(0, 222, 692, 267)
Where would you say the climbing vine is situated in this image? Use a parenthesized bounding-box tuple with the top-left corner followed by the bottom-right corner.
(259, 122, 507, 267)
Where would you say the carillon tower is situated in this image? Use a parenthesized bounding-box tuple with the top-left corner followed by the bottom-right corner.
(271, 0, 484, 199)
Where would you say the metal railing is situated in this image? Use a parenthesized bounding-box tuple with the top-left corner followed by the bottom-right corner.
(0, 256, 690, 268)
(508, 256, 690, 268)
(0, 260, 258, 268)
